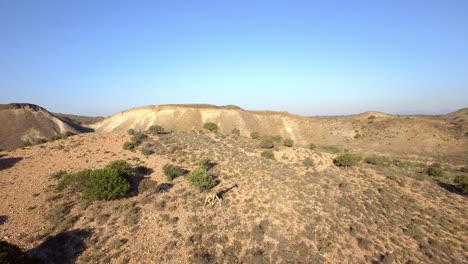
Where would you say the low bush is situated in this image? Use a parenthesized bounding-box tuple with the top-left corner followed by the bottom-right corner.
(141, 147, 153, 156)
(334, 153, 362, 168)
(203, 123, 218, 132)
(283, 139, 294, 147)
(50, 170, 67, 180)
(303, 157, 314, 167)
(56, 160, 134, 200)
(138, 179, 158, 193)
(83, 169, 131, 200)
(147, 125, 164, 135)
(454, 174, 468, 193)
(261, 150, 275, 160)
(426, 163, 444, 177)
(368, 115, 376, 120)
(36, 138, 47, 144)
(259, 137, 274, 149)
(127, 129, 136, 135)
(123, 141, 136, 151)
(197, 158, 213, 171)
(250, 132, 260, 139)
(163, 164, 183, 182)
(0, 240, 30, 264)
(231, 128, 240, 136)
(186, 168, 216, 190)
(309, 143, 316, 150)
(131, 132, 147, 144)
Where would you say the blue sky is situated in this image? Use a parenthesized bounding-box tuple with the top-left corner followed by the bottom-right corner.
(1, 0, 467, 116)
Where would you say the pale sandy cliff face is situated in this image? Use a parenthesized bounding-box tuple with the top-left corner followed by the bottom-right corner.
(0, 103, 82, 150)
(92, 105, 468, 164)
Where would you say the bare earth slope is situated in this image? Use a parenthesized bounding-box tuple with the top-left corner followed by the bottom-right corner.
(0, 131, 466, 263)
(0, 103, 90, 151)
(92, 104, 468, 164)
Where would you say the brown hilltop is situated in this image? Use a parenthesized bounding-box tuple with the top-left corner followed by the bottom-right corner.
(0, 103, 93, 151)
(92, 104, 468, 164)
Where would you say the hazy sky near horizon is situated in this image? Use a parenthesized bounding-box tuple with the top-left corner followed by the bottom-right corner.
(1, 0, 467, 117)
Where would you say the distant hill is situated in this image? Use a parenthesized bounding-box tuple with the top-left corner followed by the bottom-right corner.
(53, 112, 105, 125)
(0, 103, 92, 151)
(92, 104, 468, 164)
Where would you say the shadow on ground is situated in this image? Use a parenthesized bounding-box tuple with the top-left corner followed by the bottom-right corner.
(0, 215, 8, 225)
(436, 180, 466, 196)
(27, 229, 91, 264)
(0, 156, 23, 171)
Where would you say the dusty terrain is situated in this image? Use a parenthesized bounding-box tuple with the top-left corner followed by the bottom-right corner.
(92, 104, 468, 165)
(1, 129, 466, 263)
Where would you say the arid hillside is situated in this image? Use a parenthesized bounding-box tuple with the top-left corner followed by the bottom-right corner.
(0, 103, 93, 151)
(0, 129, 466, 263)
(92, 104, 468, 164)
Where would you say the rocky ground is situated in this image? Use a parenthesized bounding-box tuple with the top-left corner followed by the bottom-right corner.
(0, 130, 467, 263)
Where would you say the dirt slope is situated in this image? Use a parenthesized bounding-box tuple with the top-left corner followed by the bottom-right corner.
(0, 131, 466, 263)
(0, 103, 89, 151)
(92, 104, 468, 164)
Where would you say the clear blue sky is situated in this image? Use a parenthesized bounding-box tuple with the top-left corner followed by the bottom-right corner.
(1, 0, 467, 116)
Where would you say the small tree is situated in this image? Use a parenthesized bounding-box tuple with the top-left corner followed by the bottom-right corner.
(284, 139, 294, 147)
(250, 132, 260, 139)
(186, 168, 216, 190)
(334, 153, 362, 168)
(261, 150, 275, 160)
(163, 164, 183, 182)
(203, 123, 218, 132)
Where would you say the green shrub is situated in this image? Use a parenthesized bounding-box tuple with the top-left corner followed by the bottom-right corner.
(141, 147, 153, 156)
(334, 153, 362, 168)
(51, 135, 63, 141)
(186, 168, 216, 190)
(50, 170, 67, 180)
(36, 138, 47, 144)
(127, 129, 136, 135)
(0, 240, 30, 264)
(250, 132, 260, 139)
(123, 141, 136, 151)
(147, 125, 164, 135)
(203, 122, 218, 132)
(105, 160, 135, 179)
(197, 158, 212, 171)
(309, 143, 316, 150)
(63, 131, 75, 137)
(368, 115, 376, 120)
(454, 174, 468, 192)
(56, 169, 93, 192)
(426, 163, 444, 177)
(138, 179, 158, 193)
(261, 150, 275, 160)
(83, 169, 131, 200)
(163, 164, 183, 182)
(303, 157, 314, 167)
(231, 128, 240, 136)
(283, 139, 294, 147)
(131, 132, 147, 144)
(259, 137, 274, 149)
